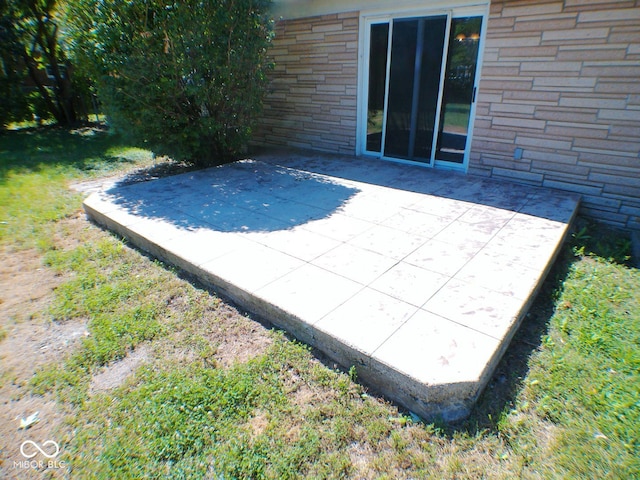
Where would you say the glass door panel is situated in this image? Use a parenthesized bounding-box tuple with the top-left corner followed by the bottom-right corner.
(384, 18, 418, 159)
(413, 16, 448, 161)
(384, 16, 446, 162)
(366, 23, 389, 153)
(436, 16, 482, 163)
(363, 11, 483, 169)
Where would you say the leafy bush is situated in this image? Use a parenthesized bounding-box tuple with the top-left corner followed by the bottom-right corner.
(71, 0, 274, 166)
(0, 2, 31, 128)
(0, 76, 30, 129)
(1, 0, 92, 128)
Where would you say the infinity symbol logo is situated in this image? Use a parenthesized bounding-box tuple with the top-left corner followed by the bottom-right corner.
(20, 440, 60, 459)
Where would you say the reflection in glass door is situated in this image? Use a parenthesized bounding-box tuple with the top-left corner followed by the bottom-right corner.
(364, 14, 483, 169)
(385, 16, 446, 162)
(437, 17, 483, 164)
(366, 23, 388, 153)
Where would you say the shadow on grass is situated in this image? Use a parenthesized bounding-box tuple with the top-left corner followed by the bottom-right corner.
(0, 123, 142, 182)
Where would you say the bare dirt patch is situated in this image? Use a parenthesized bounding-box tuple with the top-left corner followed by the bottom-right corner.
(89, 345, 150, 394)
(0, 245, 81, 479)
(0, 397, 64, 479)
(211, 316, 273, 368)
(157, 288, 275, 369)
(348, 441, 376, 478)
(0, 212, 109, 479)
(0, 246, 60, 328)
(0, 243, 89, 385)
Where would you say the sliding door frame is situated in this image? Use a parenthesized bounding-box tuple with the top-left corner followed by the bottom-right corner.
(356, 3, 489, 172)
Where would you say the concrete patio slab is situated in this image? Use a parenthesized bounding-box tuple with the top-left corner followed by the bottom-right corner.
(82, 151, 580, 421)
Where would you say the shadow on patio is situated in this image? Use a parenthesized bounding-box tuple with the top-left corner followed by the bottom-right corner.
(104, 159, 361, 234)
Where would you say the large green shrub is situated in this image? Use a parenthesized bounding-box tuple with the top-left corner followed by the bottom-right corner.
(71, 0, 274, 166)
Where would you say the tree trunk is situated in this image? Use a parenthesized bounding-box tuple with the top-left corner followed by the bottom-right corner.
(22, 50, 64, 124)
(38, 20, 77, 126)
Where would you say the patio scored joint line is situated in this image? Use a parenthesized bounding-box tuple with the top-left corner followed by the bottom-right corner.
(82, 152, 580, 421)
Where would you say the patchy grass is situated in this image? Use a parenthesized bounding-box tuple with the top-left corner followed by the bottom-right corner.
(0, 124, 155, 249)
(29, 236, 183, 403)
(512, 255, 639, 477)
(68, 338, 344, 479)
(1, 125, 638, 479)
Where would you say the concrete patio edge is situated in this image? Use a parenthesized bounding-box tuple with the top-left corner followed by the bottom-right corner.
(83, 198, 480, 420)
(82, 156, 580, 422)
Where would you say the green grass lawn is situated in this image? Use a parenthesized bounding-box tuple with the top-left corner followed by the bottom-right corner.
(1, 125, 638, 478)
(0, 124, 155, 249)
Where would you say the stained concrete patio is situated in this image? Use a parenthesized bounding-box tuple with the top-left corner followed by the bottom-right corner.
(82, 151, 580, 421)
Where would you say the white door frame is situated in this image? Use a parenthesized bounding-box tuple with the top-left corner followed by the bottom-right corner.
(356, 2, 489, 172)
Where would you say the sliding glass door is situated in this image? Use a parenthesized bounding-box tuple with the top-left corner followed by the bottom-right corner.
(385, 16, 447, 162)
(363, 12, 484, 169)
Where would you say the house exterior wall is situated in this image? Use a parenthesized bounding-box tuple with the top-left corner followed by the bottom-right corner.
(256, 1, 640, 230)
(253, 12, 359, 154)
(473, 0, 640, 230)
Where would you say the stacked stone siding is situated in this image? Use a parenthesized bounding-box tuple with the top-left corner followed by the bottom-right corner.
(254, 12, 359, 155)
(473, 0, 640, 230)
(256, 2, 639, 230)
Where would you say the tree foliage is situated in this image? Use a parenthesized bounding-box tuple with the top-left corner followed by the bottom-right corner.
(0, 1, 29, 126)
(0, 0, 89, 127)
(71, 0, 274, 166)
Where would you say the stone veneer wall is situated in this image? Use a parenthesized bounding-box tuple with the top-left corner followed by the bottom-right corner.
(472, 0, 640, 230)
(253, 11, 359, 155)
(256, 2, 640, 230)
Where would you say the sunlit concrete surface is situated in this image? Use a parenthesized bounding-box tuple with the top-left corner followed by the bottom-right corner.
(83, 151, 580, 421)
